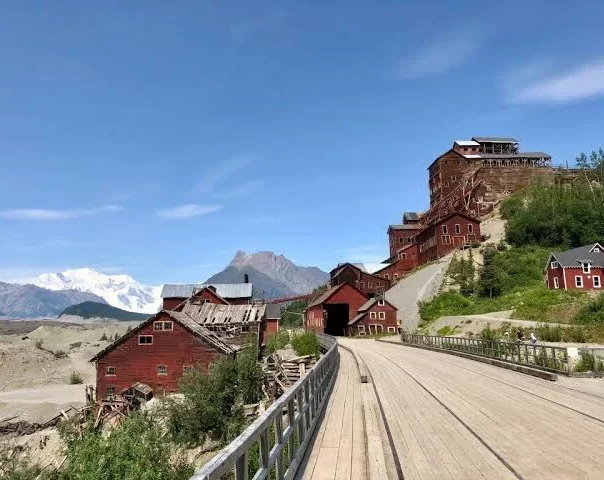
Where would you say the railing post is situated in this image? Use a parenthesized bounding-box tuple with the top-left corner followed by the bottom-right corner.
(275, 414, 285, 479)
(287, 399, 295, 465)
(235, 451, 248, 480)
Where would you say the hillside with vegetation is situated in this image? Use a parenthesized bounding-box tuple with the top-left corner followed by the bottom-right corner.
(419, 149, 604, 342)
(58, 301, 151, 322)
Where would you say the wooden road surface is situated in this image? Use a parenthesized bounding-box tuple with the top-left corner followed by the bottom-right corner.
(297, 338, 604, 480)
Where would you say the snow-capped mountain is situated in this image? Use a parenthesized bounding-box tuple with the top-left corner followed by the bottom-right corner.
(32, 268, 161, 314)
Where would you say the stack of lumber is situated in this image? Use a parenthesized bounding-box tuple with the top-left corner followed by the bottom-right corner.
(263, 353, 316, 399)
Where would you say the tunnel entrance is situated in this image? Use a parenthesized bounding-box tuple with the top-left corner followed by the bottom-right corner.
(324, 303, 349, 336)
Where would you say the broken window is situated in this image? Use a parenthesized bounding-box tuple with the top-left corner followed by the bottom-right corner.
(106, 367, 116, 376)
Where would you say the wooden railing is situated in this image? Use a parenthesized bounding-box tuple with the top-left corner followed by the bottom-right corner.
(401, 333, 570, 374)
(190, 334, 339, 480)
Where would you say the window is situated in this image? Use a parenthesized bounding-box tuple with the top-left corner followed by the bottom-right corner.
(368, 282, 373, 287)
(407, 237, 413, 243)
(360, 281, 364, 288)
(452, 175, 457, 181)
(378, 312, 385, 320)
(157, 365, 168, 375)
(401, 253, 407, 260)
(553, 277, 559, 289)
(107, 386, 115, 397)
(594, 247, 601, 253)
(398, 238, 404, 244)
(183, 365, 193, 373)
(384, 274, 390, 280)
(594, 276, 601, 288)
(582, 262, 591, 274)
(106, 367, 116, 376)
(154, 321, 173, 331)
(138, 335, 153, 345)
(442, 225, 448, 234)
(393, 274, 399, 280)
(468, 224, 473, 234)
(387, 326, 396, 333)
(575, 276, 583, 288)
(455, 224, 461, 235)
(369, 312, 377, 319)
(550, 261, 559, 269)
(378, 298, 385, 306)
(441, 235, 451, 245)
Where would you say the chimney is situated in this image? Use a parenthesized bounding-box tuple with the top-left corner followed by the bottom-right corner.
(244, 273, 249, 284)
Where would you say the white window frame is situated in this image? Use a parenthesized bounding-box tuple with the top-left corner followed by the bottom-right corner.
(582, 262, 591, 274)
(441, 225, 448, 234)
(154, 321, 173, 331)
(387, 326, 396, 333)
(553, 277, 559, 289)
(468, 223, 473, 233)
(357, 325, 366, 335)
(377, 298, 385, 306)
(575, 276, 583, 288)
(138, 335, 153, 345)
(442, 235, 451, 245)
(378, 312, 385, 320)
(550, 261, 559, 269)
(183, 365, 193, 373)
(106, 366, 116, 376)
(401, 253, 407, 260)
(594, 247, 601, 253)
(369, 312, 377, 319)
(455, 224, 461, 235)
(594, 276, 601, 288)
(157, 365, 168, 376)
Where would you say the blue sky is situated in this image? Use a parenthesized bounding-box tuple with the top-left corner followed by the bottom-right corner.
(2, 1, 604, 285)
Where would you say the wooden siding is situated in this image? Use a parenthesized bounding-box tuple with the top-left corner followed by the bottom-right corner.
(95, 311, 227, 399)
(417, 214, 481, 263)
(331, 265, 391, 296)
(349, 302, 398, 336)
(547, 266, 604, 291)
(304, 283, 368, 334)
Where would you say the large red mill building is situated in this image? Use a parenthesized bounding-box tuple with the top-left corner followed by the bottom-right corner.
(317, 136, 551, 313)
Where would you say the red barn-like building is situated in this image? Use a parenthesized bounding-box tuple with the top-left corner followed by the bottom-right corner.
(91, 310, 235, 400)
(545, 243, 603, 291)
(305, 283, 368, 336)
(330, 263, 391, 296)
(416, 212, 481, 263)
(161, 283, 253, 310)
(348, 297, 398, 336)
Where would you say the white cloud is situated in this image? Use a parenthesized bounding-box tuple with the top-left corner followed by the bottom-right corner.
(156, 204, 222, 219)
(0, 204, 122, 221)
(509, 60, 604, 104)
(398, 30, 483, 79)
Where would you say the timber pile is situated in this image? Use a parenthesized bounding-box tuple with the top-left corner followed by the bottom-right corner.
(263, 353, 315, 400)
(0, 405, 92, 437)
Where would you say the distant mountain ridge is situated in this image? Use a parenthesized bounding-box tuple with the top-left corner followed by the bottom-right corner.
(32, 268, 161, 314)
(59, 301, 151, 322)
(206, 251, 328, 299)
(0, 282, 107, 318)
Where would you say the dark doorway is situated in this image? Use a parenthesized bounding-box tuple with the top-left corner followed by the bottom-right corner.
(324, 303, 349, 336)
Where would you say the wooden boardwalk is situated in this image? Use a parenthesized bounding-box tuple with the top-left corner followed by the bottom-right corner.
(297, 338, 604, 480)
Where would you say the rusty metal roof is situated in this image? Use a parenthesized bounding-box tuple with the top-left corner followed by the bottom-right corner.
(180, 302, 267, 325)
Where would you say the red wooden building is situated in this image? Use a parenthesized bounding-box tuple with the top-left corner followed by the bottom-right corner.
(91, 310, 236, 400)
(330, 263, 391, 296)
(416, 212, 481, 263)
(161, 283, 253, 310)
(376, 243, 421, 282)
(545, 243, 603, 291)
(348, 297, 398, 336)
(387, 224, 422, 258)
(305, 283, 368, 336)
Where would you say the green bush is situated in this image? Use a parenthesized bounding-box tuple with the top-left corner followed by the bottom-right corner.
(237, 345, 264, 404)
(436, 325, 459, 336)
(165, 356, 242, 446)
(574, 351, 604, 373)
(479, 324, 498, 341)
(58, 412, 193, 479)
(574, 293, 604, 325)
(69, 371, 83, 385)
(0, 443, 42, 479)
(291, 332, 320, 358)
(265, 330, 290, 355)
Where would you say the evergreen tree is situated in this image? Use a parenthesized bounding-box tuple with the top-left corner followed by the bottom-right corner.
(478, 245, 506, 298)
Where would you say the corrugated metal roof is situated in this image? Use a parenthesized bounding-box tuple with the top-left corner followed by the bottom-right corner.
(454, 140, 480, 146)
(161, 283, 253, 299)
(478, 152, 551, 159)
(472, 137, 519, 143)
(551, 244, 604, 269)
(348, 311, 366, 326)
(307, 285, 341, 308)
(388, 224, 423, 231)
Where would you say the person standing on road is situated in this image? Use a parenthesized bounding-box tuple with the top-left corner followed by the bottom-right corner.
(516, 329, 524, 342)
(530, 331, 538, 345)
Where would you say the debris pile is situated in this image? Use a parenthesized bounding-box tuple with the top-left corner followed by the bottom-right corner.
(263, 353, 315, 400)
